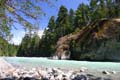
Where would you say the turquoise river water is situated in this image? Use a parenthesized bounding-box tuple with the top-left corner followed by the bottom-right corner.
(1, 57, 120, 71)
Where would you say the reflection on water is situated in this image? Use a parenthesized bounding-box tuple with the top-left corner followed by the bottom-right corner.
(3, 57, 120, 71)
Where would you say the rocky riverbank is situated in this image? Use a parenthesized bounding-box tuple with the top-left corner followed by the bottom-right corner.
(0, 58, 120, 80)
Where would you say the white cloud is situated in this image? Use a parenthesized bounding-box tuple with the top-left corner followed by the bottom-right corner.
(9, 30, 25, 45)
(9, 29, 44, 45)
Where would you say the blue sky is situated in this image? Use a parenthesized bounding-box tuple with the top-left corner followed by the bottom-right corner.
(10, 0, 89, 45)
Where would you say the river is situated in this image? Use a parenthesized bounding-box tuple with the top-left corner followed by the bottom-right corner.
(2, 57, 120, 71)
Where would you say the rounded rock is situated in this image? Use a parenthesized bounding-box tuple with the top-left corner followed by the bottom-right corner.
(111, 71, 116, 74)
(102, 70, 110, 75)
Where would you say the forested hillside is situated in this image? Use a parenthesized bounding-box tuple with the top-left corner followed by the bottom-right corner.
(0, 0, 120, 61)
(55, 18, 120, 61)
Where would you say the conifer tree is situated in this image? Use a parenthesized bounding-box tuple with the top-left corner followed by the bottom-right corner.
(69, 9, 75, 32)
(74, 3, 89, 28)
(56, 5, 70, 37)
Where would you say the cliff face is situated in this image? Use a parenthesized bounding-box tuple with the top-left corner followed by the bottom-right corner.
(55, 18, 120, 61)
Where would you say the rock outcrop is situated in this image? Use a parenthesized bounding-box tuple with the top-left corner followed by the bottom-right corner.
(55, 18, 120, 60)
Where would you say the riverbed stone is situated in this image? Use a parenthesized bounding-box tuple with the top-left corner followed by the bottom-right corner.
(12, 72, 19, 78)
(55, 74, 63, 80)
(102, 70, 110, 75)
(72, 74, 88, 80)
(47, 68, 52, 72)
(111, 71, 116, 74)
(80, 69, 85, 72)
(49, 75, 54, 80)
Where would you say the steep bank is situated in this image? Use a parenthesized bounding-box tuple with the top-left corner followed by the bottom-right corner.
(55, 18, 120, 61)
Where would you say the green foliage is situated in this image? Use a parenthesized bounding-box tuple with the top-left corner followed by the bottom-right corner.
(0, 0, 56, 57)
(69, 9, 75, 32)
(0, 0, 50, 39)
(74, 3, 89, 28)
(17, 34, 32, 56)
(80, 53, 97, 61)
(70, 0, 120, 60)
(56, 5, 71, 37)
(16, 6, 75, 57)
(0, 36, 8, 56)
(96, 40, 120, 61)
(39, 16, 56, 56)
(30, 34, 40, 56)
(0, 36, 17, 56)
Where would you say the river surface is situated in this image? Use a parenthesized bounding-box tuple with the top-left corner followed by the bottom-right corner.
(2, 57, 120, 71)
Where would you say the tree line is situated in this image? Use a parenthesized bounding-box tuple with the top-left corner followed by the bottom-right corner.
(17, 0, 120, 58)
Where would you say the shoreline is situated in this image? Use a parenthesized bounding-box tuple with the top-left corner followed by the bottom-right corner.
(0, 58, 120, 80)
